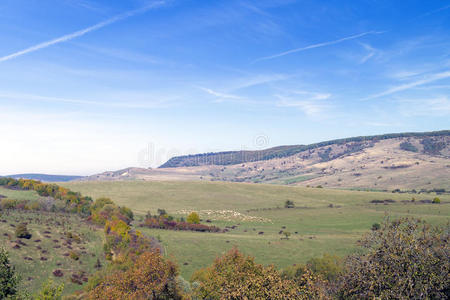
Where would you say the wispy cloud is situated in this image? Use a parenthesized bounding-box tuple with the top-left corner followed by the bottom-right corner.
(414, 4, 450, 20)
(0, 1, 165, 63)
(275, 91, 332, 116)
(0, 92, 174, 109)
(364, 121, 403, 127)
(231, 73, 289, 90)
(198, 87, 243, 102)
(365, 70, 450, 100)
(73, 43, 166, 65)
(197, 72, 289, 103)
(255, 31, 382, 62)
(359, 43, 379, 64)
(64, 0, 107, 13)
(414, 84, 450, 90)
(398, 96, 450, 117)
(390, 70, 425, 80)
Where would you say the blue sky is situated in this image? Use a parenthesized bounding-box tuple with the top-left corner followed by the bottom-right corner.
(0, 0, 449, 175)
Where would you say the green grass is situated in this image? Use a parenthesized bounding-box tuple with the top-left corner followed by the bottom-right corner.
(65, 181, 450, 279)
(279, 175, 317, 185)
(0, 187, 106, 296)
(0, 186, 40, 201)
(63, 181, 449, 214)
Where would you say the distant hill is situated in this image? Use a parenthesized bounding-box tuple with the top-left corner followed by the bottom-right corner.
(6, 173, 84, 182)
(82, 130, 450, 190)
(159, 130, 450, 168)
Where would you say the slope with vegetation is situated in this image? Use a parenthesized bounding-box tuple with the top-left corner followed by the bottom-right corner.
(0, 177, 182, 299)
(82, 130, 450, 191)
(64, 180, 450, 280)
(160, 130, 450, 167)
(1, 177, 449, 298)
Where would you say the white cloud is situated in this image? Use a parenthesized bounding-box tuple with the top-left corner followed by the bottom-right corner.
(0, 1, 165, 63)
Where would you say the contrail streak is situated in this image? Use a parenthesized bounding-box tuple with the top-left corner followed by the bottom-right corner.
(364, 70, 450, 100)
(255, 31, 382, 62)
(0, 1, 164, 63)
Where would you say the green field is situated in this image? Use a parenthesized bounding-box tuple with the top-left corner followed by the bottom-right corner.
(0, 187, 41, 201)
(0, 187, 105, 296)
(64, 181, 450, 279)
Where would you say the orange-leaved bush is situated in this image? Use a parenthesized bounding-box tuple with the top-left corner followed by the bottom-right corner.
(191, 248, 326, 299)
(88, 250, 183, 300)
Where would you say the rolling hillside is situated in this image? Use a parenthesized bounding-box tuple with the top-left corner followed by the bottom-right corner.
(81, 131, 450, 190)
(160, 130, 450, 168)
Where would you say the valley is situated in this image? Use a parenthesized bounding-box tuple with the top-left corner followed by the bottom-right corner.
(63, 180, 450, 279)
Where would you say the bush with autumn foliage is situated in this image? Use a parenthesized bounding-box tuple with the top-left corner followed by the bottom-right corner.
(338, 218, 450, 299)
(141, 212, 221, 233)
(186, 212, 200, 224)
(0, 177, 92, 215)
(191, 248, 327, 299)
(87, 250, 184, 299)
(88, 197, 134, 226)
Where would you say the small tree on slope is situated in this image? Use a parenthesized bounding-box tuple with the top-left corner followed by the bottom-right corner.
(0, 247, 19, 298)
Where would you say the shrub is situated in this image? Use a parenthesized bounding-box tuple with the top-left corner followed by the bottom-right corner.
(142, 215, 221, 233)
(307, 253, 343, 282)
(65, 232, 81, 243)
(94, 258, 102, 269)
(371, 223, 381, 231)
(90, 200, 133, 225)
(432, 197, 441, 204)
(192, 248, 326, 299)
(0, 199, 17, 209)
(119, 206, 134, 221)
(0, 247, 19, 298)
(399, 141, 418, 152)
(338, 218, 450, 299)
(157, 208, 167, 216)
(186, 212, 200, 224)
(284, 200, 295, 208)
(69, 251, 80, 261)
(34, 279, 64, 300)
(15, 223, 32, 239)
(88, 250, 183, 299)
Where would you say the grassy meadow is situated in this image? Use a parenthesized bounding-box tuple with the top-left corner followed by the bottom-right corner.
(64, 181, 450, 279)
(0, 187, 105, 296)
